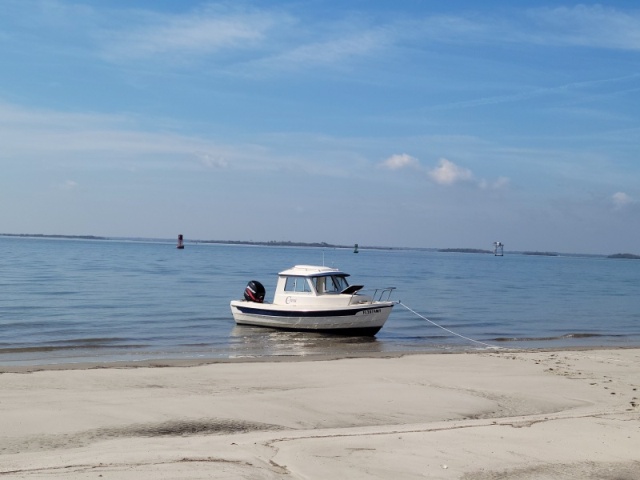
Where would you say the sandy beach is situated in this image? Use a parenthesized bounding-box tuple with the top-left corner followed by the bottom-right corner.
(1, 349, 639, 479)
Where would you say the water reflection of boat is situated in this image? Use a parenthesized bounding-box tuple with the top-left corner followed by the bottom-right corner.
(229, 265, 396, 335)
(229, 325, 382, 357)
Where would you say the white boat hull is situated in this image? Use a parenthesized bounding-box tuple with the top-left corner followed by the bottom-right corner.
(230, 300, 394, 335)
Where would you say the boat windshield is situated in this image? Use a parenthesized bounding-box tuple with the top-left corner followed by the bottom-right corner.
(315, 274, 349, 294)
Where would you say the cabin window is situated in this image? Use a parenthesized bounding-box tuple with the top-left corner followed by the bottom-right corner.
(333, 275, 349, 291)
(316, 275, 349, 293)
(284, 276, 312, 293)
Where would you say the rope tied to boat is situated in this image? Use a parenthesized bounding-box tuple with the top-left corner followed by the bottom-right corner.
(398, 302, 503, 350)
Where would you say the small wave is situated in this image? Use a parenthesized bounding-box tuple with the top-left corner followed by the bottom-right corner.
(492, 333, 618, 342)
(46, 337, 128, 345)
(563, 333, 625, 339)
(0, 340, 149, 355)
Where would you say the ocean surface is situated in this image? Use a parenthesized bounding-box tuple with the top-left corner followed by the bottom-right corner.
(1, 236, 639, 366)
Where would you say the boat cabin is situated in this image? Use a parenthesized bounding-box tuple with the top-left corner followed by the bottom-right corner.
(273, 265, 368, 306)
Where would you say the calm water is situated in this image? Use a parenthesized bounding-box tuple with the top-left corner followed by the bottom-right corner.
(1, 236, 639, 366)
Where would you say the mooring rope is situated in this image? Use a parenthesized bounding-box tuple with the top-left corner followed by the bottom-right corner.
(398, 301, 503, 350)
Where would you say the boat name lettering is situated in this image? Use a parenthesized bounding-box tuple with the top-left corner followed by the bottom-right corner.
(285, 296, 297, 304)
(360, 308, 381, 315)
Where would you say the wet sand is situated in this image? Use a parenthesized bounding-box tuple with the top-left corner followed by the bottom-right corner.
(1, 349, 639, 479)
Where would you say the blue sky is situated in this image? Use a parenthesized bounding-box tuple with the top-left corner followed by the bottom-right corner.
(1, 1, 639, 254)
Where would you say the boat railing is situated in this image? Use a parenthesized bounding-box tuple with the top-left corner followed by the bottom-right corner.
(346, 287, 396, 305)
(371, 287, 396, 303)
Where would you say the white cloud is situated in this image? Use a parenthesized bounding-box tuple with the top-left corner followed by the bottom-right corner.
(380, 153, 420, 170)
(612, 191, 633, 209)
(381, 155, 509, 190)
(428, 158, 473, 186)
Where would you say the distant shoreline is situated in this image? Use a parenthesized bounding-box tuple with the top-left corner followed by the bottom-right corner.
(1, 233, 637, 258)
(0, 233, 392, 251)
(0, 233, 106, 240)
(438, 248, 492, 254)
(607, 253, 640, 260)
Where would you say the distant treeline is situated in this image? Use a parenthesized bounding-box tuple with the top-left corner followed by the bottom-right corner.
(199, 240, 345, 248)
(0, 233, 106, 240)
(197, 239, 397, 250)
(608, 253, 640, 260)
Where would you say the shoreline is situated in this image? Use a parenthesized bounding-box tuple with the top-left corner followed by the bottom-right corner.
(2, 347, 639, 478)
(2, 344, 638, 374)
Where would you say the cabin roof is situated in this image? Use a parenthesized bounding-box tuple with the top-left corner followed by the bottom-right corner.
(278, 265, 350, 277)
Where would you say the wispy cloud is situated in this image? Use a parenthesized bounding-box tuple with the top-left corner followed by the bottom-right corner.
(241, 5, 640, 76)
(254, 22, 392, 72)
(8, 2, 639, 75)
(526, 5, 640, 51)
(479, 176, 510, 190)
(0, 102, 368, 178)
(0, 102, 249, 169)
(93, 4, 394, 73)
(99, 5, 287, 63)
(427, 71, 640, 111)
(241, 4, 640, 73)
(410, 5, 640, 51)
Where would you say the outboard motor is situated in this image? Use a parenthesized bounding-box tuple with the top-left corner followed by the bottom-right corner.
(244, 280, 266, 303)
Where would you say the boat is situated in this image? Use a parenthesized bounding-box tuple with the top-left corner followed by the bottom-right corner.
(230, 265, 396, 335)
